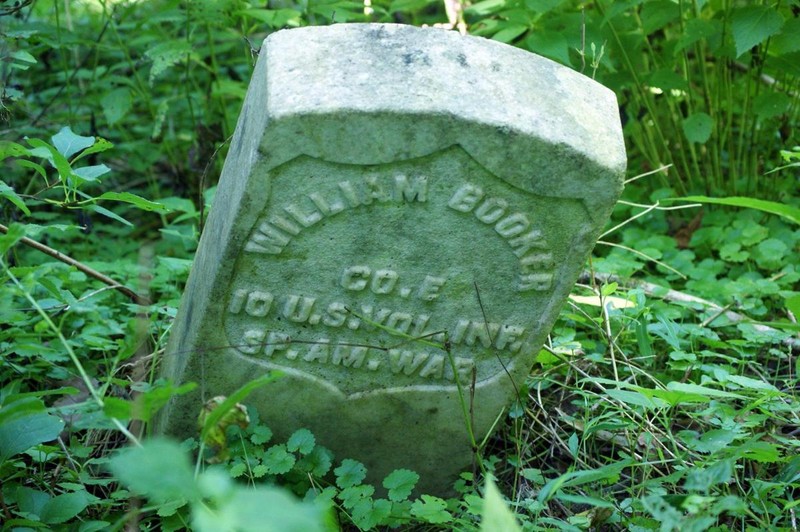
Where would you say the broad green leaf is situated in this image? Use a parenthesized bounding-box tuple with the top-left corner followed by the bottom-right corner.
(25, 138, 75, 184)
(73, 164, 111, 182)
(731, 5, 784, 57)
(675, 19, 721, 53)
(682, 113, 713, 143)
(0, 181, 31, 215)
(480, 477, 521, 532)
(465, 0, 505, 16)
(108, 438, 198, 504)
(492, 24, 528, 44)
(287, 428, 316, 455)
(753, 91, 791, 120)
(0, 223, 26, 254)
(525, 30, 572, 66)
(0, 140, 31, 160)
(724, 374, 779, 392)
(771, 18, 800, 55)
(411, 494, 452, 524)
(145, 41, 196, 85)
(0, 397, 64, 463)
(101, 88, 132, 126)
(667, 196, 800, 225)
(73, 138, 114, 162)
(39, 490, 96, 524)
(193, 485, 324, 532)
(9, 50, 37, 70)
(786, 294, 800, 318)
(51, 126, 95, 159)
(640, 0, 679, 35)
(17, 159, 48, 181)
(383, 469, 419, 502)
(96, 191, 172, 213)
(335, 458, 367, 488)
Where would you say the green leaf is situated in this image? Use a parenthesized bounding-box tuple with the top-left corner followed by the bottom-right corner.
(108, 438, 198, 505)
(667, 196, 800, 225)
(0, 140, 31, 160)
(101, 88, 133, 126)
(383, 469, 419, 502)
(39, 491, 95, 524)
(85, 203, 132, 227)
(250, 424, 273, 445)
(287, 428, 315, 455)
(96, 191, 172, 213)
(262, 444, 296, 474)
(51, 126, 95, 159)
(0, 397, 64, 463)
(480, 477, 522, 532)
(335, 458, 367, 488)
(145, 41, 196, 85)
(682, 113, 713, 143)
(0, 223, 26, 255)
(492, 24, 528, 44)
(753, 91, 791, 120)
(9, 50, 37, 70)
(193, 485, 324, 531)
(26, 138, 75, 184)
(72, 138, 114, 162)
(786, 294, 800, 318)
(731, 5, 784, 57)
(0, 181, 31, 215)
(410, 494, 452, 524)
(752, 238, 789, 270)
(73, 164, 111, 182)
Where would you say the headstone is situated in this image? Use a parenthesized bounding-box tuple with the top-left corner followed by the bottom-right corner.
(158, 23, 625, 495)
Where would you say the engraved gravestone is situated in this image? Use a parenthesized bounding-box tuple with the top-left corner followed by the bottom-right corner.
(158, 24, 625, 494)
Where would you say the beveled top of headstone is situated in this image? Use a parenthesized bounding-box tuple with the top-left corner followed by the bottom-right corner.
(159, 23, 625, 495)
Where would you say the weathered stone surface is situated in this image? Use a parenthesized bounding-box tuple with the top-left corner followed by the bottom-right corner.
(158, 23, 625, 495)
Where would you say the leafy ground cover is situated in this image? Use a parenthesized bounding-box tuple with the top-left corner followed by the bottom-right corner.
(1, 0, 799, 530)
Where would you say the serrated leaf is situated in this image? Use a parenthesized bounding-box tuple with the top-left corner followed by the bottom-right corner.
(383, 469, 419, 502)
(250, 424, 273, 445)
(335, 458, 367, 488)
(145, 41, 196, 85)
(51, 127, 95, 159)
(411, 494, 452, 524)
(731, 5, 784, 58)
(262, 444, 295, 474)
(229, 462, 247, 478)
(682, 113, 713, 143)
(96, 191, 171, 213)
(0, 181, 31, 215)
(287, 428, 315, 455)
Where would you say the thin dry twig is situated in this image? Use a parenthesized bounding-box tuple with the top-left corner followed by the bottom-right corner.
(0, 223, 150, 305)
